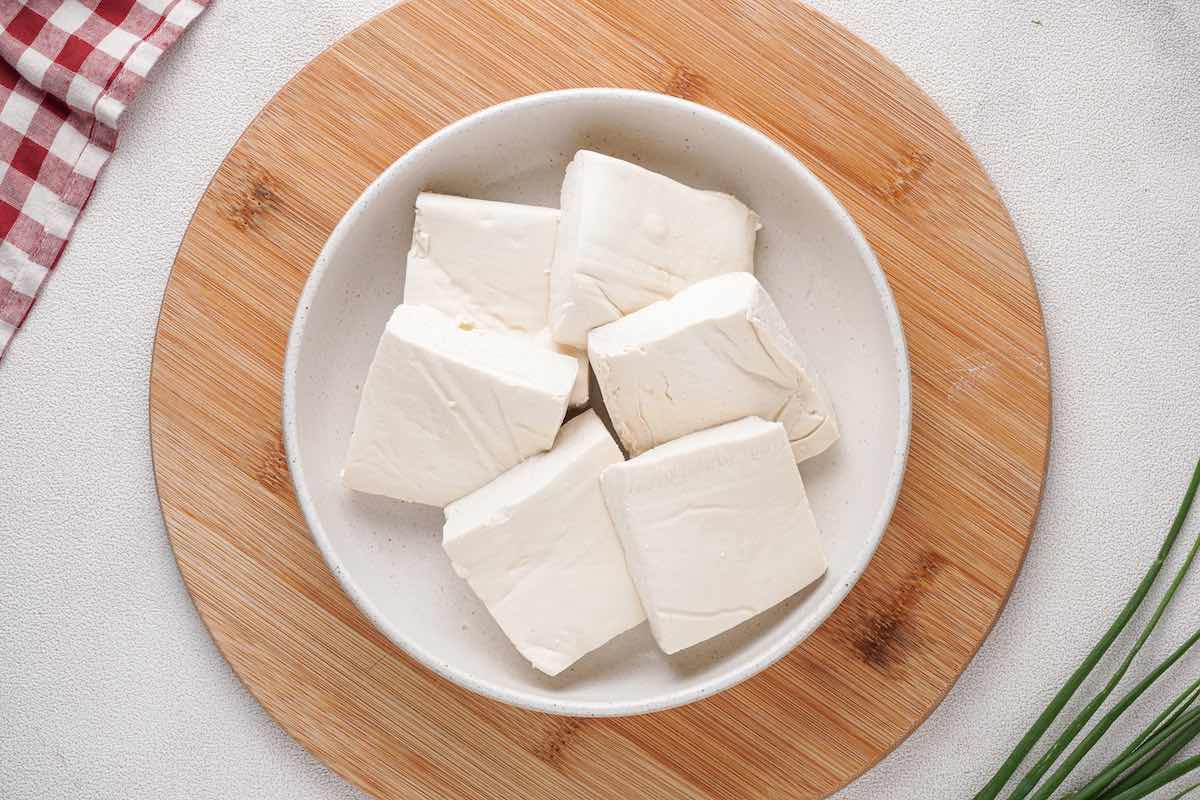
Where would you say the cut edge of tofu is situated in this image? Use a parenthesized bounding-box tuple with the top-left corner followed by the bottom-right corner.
(549, 150, 761, 349)
(588, 271, 839, 462)
(442, 410, 612, 546)
(390, 304, 578, 398)
(743, 302, 840, 462)
(443, 409, 646, 675)
(548, 154, 588, 348)
(405, 193, 589, 407)
(341, 304, 577, 506)
(587, 269, 762, 354)
(406, 193, 561, 337)
(600, 416, 829, 655)
(414, 191, 561, 223)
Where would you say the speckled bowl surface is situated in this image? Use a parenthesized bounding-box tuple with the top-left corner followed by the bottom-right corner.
(283, 89, 911, 717)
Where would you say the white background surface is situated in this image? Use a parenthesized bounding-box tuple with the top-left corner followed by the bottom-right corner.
(2, 1, 1198, 798)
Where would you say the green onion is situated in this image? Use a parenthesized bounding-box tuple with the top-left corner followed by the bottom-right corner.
(973, 458, 1200, 800)
(1101, 754, 1200, 800)
(1127, 676, 1200, 753)
(1071, 681, 1200, 799)
(1165, 782, 1200, 800)
(1094, 710, 1200, 800)
(1021, 625, 1200, 800)
(1007, 519, 1200, 800)
(1078, 678, 1200, 800)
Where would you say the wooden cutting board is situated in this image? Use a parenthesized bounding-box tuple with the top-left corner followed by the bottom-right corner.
(149, 1, 1051, 797)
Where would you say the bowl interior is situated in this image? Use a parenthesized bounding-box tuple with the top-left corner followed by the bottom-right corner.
(285, 90, 909, 716)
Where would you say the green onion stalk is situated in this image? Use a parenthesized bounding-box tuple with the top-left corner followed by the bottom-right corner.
(973, 458, 1200, 800)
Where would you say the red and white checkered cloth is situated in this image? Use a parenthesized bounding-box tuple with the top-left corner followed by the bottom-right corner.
(0, 0, 209, 360)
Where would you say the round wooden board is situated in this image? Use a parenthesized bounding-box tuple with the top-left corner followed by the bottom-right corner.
(150, 2, 1051, 797)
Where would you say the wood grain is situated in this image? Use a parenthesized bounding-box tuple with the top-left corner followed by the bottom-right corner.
(149, 1, 1051, 797)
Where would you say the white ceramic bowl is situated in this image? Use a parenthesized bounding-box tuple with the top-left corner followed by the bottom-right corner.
(284, 89, 910, 717)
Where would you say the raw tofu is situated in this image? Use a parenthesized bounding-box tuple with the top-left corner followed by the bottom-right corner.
(600, 417, 827, 655)
(443, 410, 646, 675)
(588, 271, 838, 462)
(404, 192, 589, 406)
(343, 304, 577, 507)
(548, 150, 761, 348)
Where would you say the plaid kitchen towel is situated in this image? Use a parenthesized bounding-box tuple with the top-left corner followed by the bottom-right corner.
(0, 0, 209, 360)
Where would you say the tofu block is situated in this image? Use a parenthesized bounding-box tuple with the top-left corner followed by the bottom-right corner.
(443, 410, 646, 675)
(343, 304, 577, 507)
(404, 192, 589, 406)
(589, 271, 838, 462)
(600, 417, 828, 654)
(548, 150, 761, 348)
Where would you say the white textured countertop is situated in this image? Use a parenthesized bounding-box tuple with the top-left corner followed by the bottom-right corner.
(3, 2, 1199, 798)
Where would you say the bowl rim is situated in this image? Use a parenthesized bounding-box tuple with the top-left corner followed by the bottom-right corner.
(282, 87, 913, 717)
